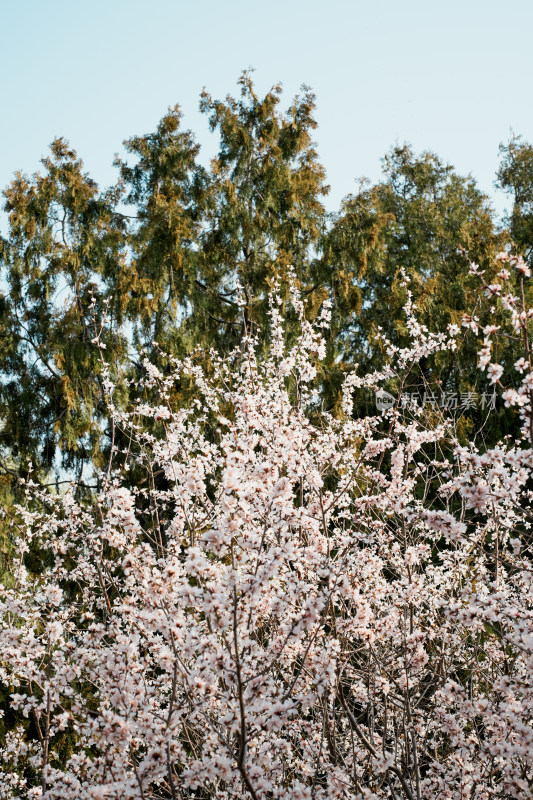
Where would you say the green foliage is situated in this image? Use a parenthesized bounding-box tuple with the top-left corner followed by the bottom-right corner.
(195, 71, 329, 349)
(317, 145, 504, 415)
(0, 139, 129, 485)
(2, 74, 533, 495)
(116, 105, 206, 352)
(497, 134, 533, 264)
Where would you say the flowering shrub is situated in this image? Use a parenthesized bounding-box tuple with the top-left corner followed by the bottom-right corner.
(1, 270, 533, 799)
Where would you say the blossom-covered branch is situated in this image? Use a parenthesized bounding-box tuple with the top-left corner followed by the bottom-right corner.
(1, 265, 533, 799)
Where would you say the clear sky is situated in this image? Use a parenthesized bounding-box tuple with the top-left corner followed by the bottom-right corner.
(2, 0, 532, 221)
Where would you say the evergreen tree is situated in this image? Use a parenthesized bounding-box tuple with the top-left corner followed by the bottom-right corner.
(195, 71, 329, 350)
(497, 134, 533, 264)
(116, 106, 206, 355)
(0, 139, 128, 487)
(115, 72, 329, 363)
(318, 145, 503, 417)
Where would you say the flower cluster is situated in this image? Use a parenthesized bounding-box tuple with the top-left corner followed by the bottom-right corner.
(1, 267, 533, 799)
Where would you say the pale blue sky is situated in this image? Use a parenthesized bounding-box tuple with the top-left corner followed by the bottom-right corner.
(2, 0, 532, 219)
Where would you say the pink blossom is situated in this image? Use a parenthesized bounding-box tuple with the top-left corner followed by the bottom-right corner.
(1, 275, 533, 799)
(487, 363, 504, 384)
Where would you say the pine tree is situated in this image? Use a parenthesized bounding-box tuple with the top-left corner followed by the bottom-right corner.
(195, 71, 329, 350)
(318, 145, 503, 418)
(497, 134, 533, 264)
(0, 139, 128, 487)
(116, 105, 206, 355)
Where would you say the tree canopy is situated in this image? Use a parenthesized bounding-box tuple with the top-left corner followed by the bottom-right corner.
(2, 71, 533, 799)
(0, 72, 530, 491)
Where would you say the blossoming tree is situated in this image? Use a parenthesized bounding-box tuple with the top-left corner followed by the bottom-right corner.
(1, 262, 532, 799)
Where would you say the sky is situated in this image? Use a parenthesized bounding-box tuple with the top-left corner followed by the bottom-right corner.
(2, 0, 533, 222)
